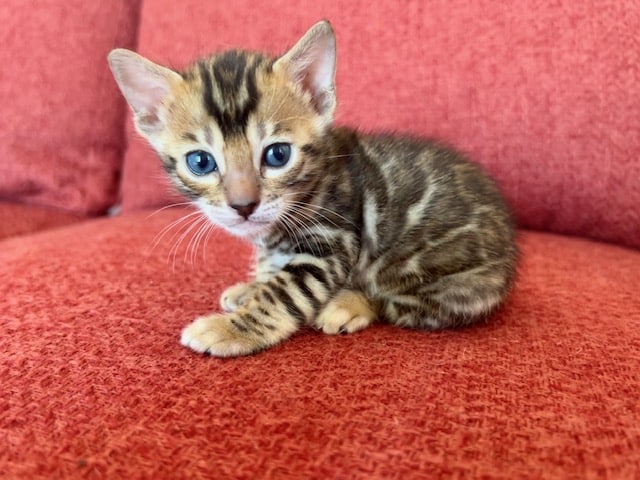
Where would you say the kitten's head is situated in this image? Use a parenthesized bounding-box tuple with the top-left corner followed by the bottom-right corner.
(108, 21, 336, 241)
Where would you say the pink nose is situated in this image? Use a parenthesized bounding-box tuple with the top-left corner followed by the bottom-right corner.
(230, 201, 258, 220)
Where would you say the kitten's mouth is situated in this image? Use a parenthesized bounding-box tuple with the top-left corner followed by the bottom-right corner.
(226, 218, 273, 239)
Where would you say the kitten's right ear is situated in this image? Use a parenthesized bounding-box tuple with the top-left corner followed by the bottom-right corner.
(107, 49, 182, 135)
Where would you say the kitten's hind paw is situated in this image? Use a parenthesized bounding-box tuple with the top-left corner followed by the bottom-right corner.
(316, 290, 378, 335)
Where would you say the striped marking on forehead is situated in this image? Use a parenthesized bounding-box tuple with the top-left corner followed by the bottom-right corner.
(196, 50, 270, 138)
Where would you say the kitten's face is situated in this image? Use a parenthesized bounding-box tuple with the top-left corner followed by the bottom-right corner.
(109, 22, 336, 241)
(154, 58, 326, 240)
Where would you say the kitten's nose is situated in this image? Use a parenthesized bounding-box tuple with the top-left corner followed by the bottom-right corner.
(230, 201, 259, 220)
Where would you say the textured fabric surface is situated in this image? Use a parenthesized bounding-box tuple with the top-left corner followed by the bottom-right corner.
(120, 0, 640, 250)
(1, 208, 639, 479)
(0, 202, 84, 241)
(0, 0, 140, 215)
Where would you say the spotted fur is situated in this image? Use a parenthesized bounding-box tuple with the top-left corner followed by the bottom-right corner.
(108, 21, 517, 357)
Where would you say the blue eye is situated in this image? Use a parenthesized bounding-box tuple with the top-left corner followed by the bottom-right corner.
(186, 150, 217, 176)
(263, 143, 292, 168)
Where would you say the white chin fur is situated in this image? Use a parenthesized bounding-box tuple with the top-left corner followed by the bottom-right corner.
(224, 220, 272, 240)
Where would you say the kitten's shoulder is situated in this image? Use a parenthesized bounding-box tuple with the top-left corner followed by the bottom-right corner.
(348, 129, 466, 166)
(358, 130, 450, 151)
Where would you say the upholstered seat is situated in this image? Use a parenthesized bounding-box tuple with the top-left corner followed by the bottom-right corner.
(1, 1, 638, 477)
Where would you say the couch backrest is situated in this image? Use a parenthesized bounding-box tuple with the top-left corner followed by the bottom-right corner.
(120, 0, 640, 249)
(0, 0, 140, 215)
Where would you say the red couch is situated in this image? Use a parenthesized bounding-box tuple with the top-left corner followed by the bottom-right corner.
(2, 1, 639, 478)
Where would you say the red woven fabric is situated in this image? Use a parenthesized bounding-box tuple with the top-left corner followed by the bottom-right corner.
(1, 208, 639, 478)
(0, 202, 84, 240)
(0, 1, 140, 215)
(120, 0, 640, 249)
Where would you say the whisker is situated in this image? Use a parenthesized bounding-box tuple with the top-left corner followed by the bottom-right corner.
(150, 210, 203, 253)
(169, 215, 207, 272)
(266, 94, 288, 125)
(270, 114, 308, 124)
(186, 217, 209, 267)
(146, 202, 194, 219)
(280, 196, 344, 244)
(322, 153, 361, 160)
(290, 209, 336, 255)
(278, 210, 320, 256)
(280, 202, 337, 257)
(287, 202, 343, 229)
(201, 222, 219, 263)
(277, 214, 298, 249)
(285, 199, 356, 228)
(190, 216, 216, 267)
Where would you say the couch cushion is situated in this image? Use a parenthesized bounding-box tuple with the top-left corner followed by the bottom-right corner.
(120, 0, 640, 250)
(0, 1, 141, 215)
(0, 202, 83, 240)
(1, 209, 638, 478)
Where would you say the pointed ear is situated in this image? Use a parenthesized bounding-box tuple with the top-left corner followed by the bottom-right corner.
(273, 21, 337, 120)
(107, 49, 182, 135)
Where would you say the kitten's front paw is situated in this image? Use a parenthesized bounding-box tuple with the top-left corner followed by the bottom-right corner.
(316, 290, 377, 335)
(181, 314, 258, 357)
(220, 282, 253, 312)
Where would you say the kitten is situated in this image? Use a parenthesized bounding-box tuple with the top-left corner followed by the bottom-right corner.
(108, 21, 517, 357)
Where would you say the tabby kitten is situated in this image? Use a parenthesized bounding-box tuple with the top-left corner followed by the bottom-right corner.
(108, 21, 517, 357)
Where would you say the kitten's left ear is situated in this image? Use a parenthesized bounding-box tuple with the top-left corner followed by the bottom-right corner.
(274, 21, 337, 122)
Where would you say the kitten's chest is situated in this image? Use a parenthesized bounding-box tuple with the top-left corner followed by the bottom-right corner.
(267, 250, 295, 270)
(254, 243, 295, 282)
